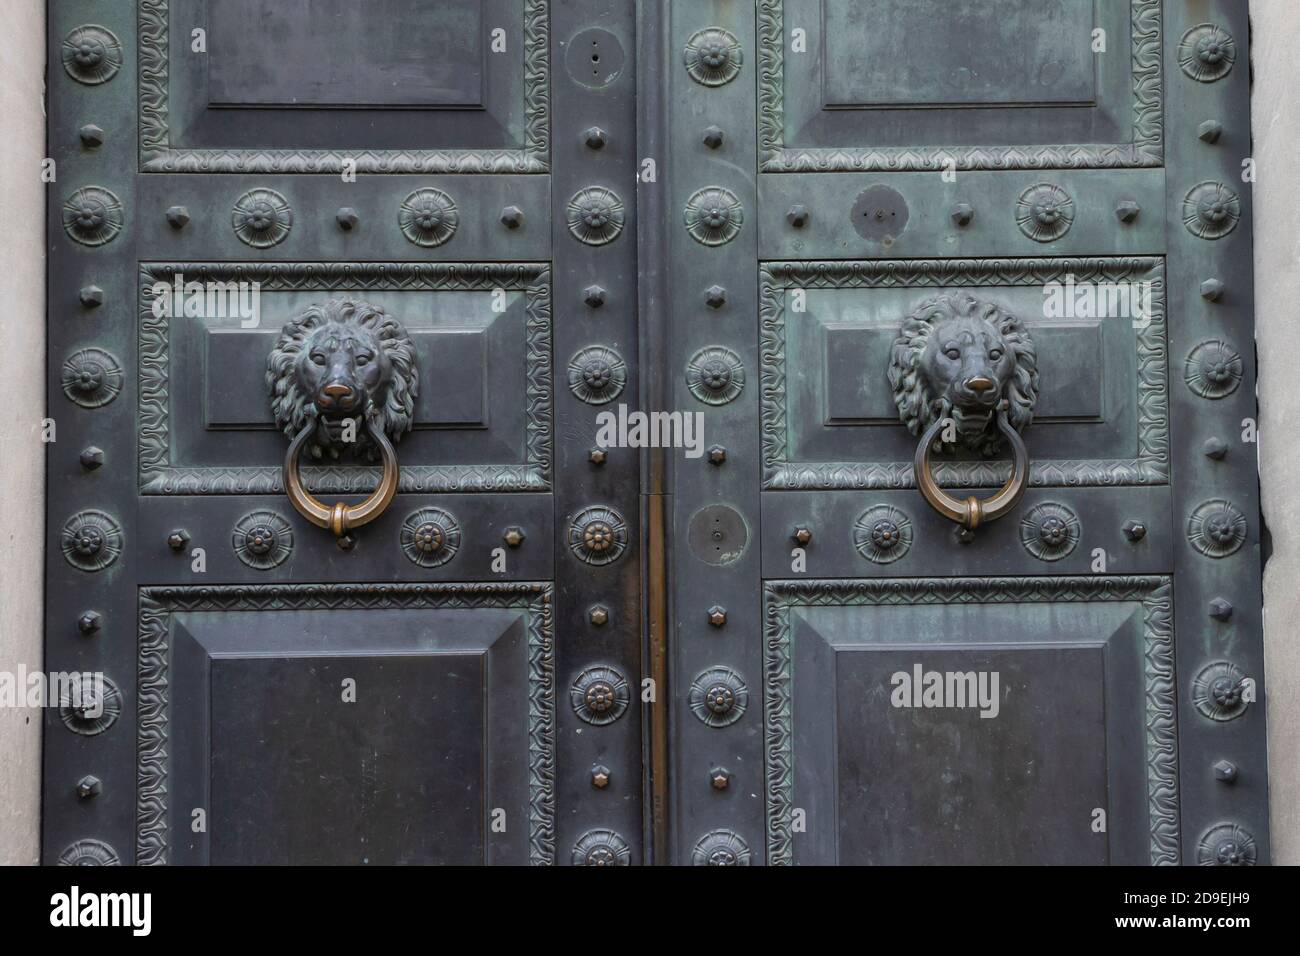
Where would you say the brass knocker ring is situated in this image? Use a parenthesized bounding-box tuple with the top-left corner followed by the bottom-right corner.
(283, 419, 400, 537)
(914, 411, 1030, 530)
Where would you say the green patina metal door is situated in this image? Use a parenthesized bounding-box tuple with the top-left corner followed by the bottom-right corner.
(45, 0, 1268, 866)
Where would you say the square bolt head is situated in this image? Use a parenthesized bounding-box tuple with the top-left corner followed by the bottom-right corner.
(583, 126, 608, 149)
(167, 529, 190, 551)
(79, 446, 104, 470)
(79, 124, 106, 148)
(707, 445, 727, 465)
(1198, 120, 1223, 143)
(591, 765, 611, 789)
(708, 605, 727, 627)
(584, 285, 607, 308)
(166, 205, 191, 229)
(1200, 278, 1225, 301)
(589, 605, 609, 626)
(791, 526, 812, 546)
(1202, 437, 1229, 460)
(950, 203, 974, 226)
(710, 767, 732, 790)
(702, 125, 724, 149)
(503, 526, 526, 548)
(79, 285, 104, 308)
(1122, 520, 1147, 542)
(76, 775, 102, 799)
(1213, 760, 1238, 783)
(1115, 200, 1141, 223)
(336, 207, 360, 231)
(1208, 597, 1234, 621)
(786, 204, 810, 228)
(704, 285, 727, 308)
(500, 205, 524, 229)
(589, 448, 607, 465)
(78, 611, 102, 634)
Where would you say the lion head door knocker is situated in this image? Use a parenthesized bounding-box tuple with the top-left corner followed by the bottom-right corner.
(887, 293, 1039, 532)
(267, 298, 418, 538)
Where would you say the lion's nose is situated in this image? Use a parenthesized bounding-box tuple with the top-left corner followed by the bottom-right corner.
(323, 383, 354, 400)
(965, 376, 995, 394)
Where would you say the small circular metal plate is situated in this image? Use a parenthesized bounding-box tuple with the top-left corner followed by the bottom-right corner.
(566, 28, 626, 88)
(851, 184, 910, 243)
(688, 505, 749, 566)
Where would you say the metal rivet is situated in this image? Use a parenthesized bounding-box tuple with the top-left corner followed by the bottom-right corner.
(79, 446, 104, 470)
(336, 534, 356, 552)
(786, 204, 810, 228)
(79, 124, 105, 148)
(1198, 120, 1223, 143)
(1203, 437, 1229, 461)
(166, 206, 191, 230)
(1115, 200, 1141, 223)
(500, 205, 524, 229)
(792, 526, 812, 546)
(589, 605, 609, 626)
(1201, 278, 1225, 301)
(584, 285, 607, 308)
(708, 445, 726, 465)
(167, 529, 190, 551)
(1213, 759, 1238, 783)
(950, 203, 974, 227)
(710, 767, 732, 790)
(78, 611, 102, 635)
(76, 775, 102, 799)
(954, 527, 976, 545)
(503, 526, 526, 548)
(1122, 520, 1147, 542)
(583, 126, 608, 149)
(704, 285, 727, 308)
(336, 207, 359, 231)
(589, 448, 607, 466)
(591, 765, 611, 789)
(79, 285, 104, 308)
(1209, 597, 1234, 621)
(708, 605, 727, 627)
(702, 125, 724, 149)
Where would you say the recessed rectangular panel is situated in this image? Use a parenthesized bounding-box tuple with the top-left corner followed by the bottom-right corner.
(207, 0, 484, 108)
(210, 655, 485, 865)
(764, 578, 1177, 866)
(822, 0, 1095, 108)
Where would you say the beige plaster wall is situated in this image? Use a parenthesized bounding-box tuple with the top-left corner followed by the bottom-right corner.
(0, 0, 45, 866)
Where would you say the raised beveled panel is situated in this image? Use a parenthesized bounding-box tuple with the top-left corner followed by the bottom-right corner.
(139, 262, 552, 494)
(763, 577, 1177, 865)
(139, 583, 555, 865)
(822, 0, 1096, 108)
(759, 0, 1162, 171)
(140, 0, 549, 172)
(208, 0, 484, 108)
(760, 258, 1168, 490)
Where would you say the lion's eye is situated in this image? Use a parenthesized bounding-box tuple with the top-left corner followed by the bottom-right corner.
(944, 348, 961, 361)
(310, 352, 327, 366)
(355, 353, 372, 366)
(989, 349, 1003, 360)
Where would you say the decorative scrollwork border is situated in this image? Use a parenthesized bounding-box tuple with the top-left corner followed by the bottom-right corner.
(759, 257, 1168, 490)
(138, 0, 550, 173)
(762, 576, 1178, 865)
(137, 582, 556, 865)
(757, 0, 1162, 172)
(138, 262, 553, 495)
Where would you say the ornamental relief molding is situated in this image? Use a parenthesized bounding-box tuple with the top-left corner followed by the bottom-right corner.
(137, 582, 556, 866)
(137, 262, 553, 495)
(756, 0, 1163, 172)
(137, 0, 551, 173)
(761, 577, 1178, 866)
(759, 258, 1169, 491)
